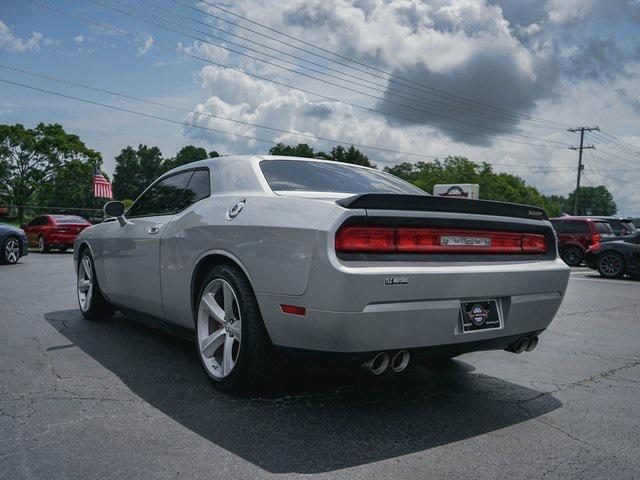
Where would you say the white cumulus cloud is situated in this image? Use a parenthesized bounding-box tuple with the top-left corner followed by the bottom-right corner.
(0, 19, 53, 53)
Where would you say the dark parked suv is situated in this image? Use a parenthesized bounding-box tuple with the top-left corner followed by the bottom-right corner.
(593, 216, 637, 237)
(550, 216, 615, 266)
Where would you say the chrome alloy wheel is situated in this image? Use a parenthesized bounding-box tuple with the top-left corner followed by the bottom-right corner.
(4, 238, 20, 264)
(600, 253, 623, 276)
(197, 278, 242, 379)
(77, 255, 94, 312)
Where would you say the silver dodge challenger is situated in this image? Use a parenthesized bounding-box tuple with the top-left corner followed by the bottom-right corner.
(74, 155, 570, 393)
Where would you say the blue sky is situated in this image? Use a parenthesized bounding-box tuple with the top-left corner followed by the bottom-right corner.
(2, 0, 640, 214)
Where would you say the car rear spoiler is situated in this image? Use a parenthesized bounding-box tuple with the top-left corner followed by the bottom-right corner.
(336, 194, 548, 221)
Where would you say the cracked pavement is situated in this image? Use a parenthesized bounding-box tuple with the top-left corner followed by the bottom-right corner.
(1, 256, 639, 479)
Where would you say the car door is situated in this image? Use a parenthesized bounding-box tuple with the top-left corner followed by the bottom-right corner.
(26, 216, 48, 246)
(101, 171, 194, 318)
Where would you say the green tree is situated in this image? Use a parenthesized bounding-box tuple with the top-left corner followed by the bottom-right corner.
(163, 145, 212, 171)
(384, 156, 551, 211)
(37, 160, 109, 209)
(565, 186, 616, 215)
(268, 143, 317, 158)
(0, 123, 101, 221)
(112, 144, 164, 200)
(326, 145, 376, 168)
(268, 143, 376, 167)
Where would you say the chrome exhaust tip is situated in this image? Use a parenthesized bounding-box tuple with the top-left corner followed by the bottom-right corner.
(525, 336, 538, 352)
(390, 350, 410, 373)
(363, 352, 389, 375)
(505, 337, 530, 354)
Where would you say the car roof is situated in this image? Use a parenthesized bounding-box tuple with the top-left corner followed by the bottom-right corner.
(163, 155, 380, 175)
(550, 216, 607, 222)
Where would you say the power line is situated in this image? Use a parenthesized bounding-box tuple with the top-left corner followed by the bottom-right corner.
(137, 0, 560, 130)
(0, 63, 441, 159)
(26, 0, 567, 150)
(86, 0, 570, 145)
(193, 0, 572, 129)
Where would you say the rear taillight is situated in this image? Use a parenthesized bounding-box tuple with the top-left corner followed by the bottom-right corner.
(335, 227, 396, 252)
(335, 227, 548, 254)
(522, 234, 548, 253)
(591, 233, 601, 245)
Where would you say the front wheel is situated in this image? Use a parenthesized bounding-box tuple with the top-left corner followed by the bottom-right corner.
(77, 250, 115, 320)
(1, 236, 21, 265)
(597, 252, 626, 279)
(195, 264, 273, 394)
(561, 246, 583, 266)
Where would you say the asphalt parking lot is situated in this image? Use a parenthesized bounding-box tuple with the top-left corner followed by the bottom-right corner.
(1, 254, 639, 479)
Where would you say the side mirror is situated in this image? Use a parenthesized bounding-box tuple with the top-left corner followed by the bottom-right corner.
(104, 201, 127, 226)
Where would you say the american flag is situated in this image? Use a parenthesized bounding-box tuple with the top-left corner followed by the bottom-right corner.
(93, 168, 113, 199)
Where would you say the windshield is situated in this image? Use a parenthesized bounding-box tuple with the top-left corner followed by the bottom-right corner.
(260, 160, 425, 195)
(622, 220, 637, 232)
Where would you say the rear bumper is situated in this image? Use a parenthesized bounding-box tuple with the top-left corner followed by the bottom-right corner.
(46, 233, 77, 246)
(257, 259, 570, 353)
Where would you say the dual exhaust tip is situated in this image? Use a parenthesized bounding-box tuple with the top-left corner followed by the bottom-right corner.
(505, 335, 539, 354)
(363, 350, 410, 375)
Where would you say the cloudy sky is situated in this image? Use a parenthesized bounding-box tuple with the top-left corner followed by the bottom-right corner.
(1, 0, 640, 214)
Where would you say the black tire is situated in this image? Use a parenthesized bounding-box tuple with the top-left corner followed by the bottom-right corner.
(1, 236, 21, 265)
(561, 246, 583, 266)
(77, 250, 115, 321)
(195, 264, 273, 394)
(37, 235, 50, 253)
(597, 251, 626, 279)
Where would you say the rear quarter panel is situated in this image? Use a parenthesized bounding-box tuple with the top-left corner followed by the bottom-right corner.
(160, 194, 350, 329)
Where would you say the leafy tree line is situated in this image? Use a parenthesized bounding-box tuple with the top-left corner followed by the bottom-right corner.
(0, 123, 618, 220)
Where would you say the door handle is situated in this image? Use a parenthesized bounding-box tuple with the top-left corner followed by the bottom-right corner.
(148, 225, 162, 234)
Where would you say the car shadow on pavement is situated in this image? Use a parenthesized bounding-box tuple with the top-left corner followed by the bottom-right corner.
(45, 309, 561, 474)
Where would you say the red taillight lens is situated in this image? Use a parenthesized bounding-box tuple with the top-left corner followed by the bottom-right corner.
(522, 234, 548, 253)
(335, 227, 396, 252)
(336, 226, 549, 254)
(591, 234, 601, 245)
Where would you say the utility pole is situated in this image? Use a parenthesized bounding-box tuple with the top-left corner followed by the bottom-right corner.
(568, 126, 598, 215)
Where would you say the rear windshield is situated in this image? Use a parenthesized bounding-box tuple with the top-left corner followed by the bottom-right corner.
(53, 215, 87, 224)
(594, 222, 614, 234)
(260, 160, 425, 195)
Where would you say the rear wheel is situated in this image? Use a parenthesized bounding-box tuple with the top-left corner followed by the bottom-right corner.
(597, 252, 626, 279)
(195, 264, 273, 394)
(37, 235, 50, 253)
(1, 236, 21, 265)
(77, 250, 115, 320)
(561, 246, 583, 266)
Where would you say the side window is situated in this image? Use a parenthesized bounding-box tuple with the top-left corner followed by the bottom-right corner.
(551, 221, 565, 233)
(595, 222, 613, 235)
(128, 172, 193, 218)
(565, 222, 589, 234)
(28, 217, 41, 227)
(183, 169, 211, 207)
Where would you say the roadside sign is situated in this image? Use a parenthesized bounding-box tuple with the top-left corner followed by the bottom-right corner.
(433, 184, 480, 199)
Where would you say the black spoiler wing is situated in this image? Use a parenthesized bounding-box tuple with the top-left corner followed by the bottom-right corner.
(336, 194, 548, 221)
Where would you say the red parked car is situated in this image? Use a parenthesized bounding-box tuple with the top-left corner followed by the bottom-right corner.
(550, 216, 615, 266)
(23, 215, 91, 253)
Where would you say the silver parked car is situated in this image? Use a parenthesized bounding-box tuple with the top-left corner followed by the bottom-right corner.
(74, 156, 570, 393)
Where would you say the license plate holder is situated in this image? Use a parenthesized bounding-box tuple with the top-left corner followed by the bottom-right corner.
(460, 300, 502, 333)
